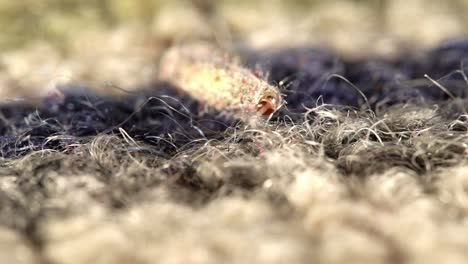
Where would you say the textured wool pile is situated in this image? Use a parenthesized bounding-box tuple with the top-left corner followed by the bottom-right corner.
(3, 1, 468, 263)
(1, 38, 468, 264)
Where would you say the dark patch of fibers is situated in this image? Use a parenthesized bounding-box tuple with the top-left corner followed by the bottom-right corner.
(0, 83, 236, 159)
(256, 39, 468, 110)
(2, 40, 468, 263)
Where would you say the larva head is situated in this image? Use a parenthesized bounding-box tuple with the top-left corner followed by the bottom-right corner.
(255, 87, 282, 116)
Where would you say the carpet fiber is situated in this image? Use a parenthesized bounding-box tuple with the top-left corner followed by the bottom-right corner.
(1, 38, 468, 263)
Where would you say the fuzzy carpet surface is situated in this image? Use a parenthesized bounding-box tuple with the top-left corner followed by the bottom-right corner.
(1, 37, 468, 264)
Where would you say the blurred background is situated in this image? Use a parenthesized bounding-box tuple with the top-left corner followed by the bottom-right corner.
(1, 0, 468, 98)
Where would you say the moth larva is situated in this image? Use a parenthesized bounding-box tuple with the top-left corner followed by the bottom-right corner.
(158, 43, 282, 121)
